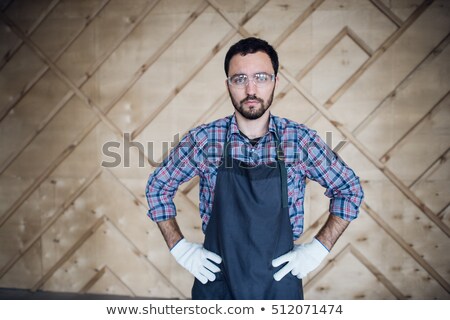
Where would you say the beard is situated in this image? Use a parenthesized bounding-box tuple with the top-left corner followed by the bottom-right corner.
(228, 87, 275, 120)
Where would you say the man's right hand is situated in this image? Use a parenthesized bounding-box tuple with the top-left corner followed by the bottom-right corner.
(170, 238, 222, 284)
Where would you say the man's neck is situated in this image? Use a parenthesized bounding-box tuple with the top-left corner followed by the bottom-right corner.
(235, 111, 270, 139)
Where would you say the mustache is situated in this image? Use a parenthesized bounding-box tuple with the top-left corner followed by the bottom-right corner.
(240, 95, 264, 104)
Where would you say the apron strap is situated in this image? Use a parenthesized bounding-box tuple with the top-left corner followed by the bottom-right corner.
(274, 133, 289, 209)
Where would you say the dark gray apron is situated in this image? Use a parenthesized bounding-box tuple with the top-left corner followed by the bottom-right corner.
(192, 125, 303, 299)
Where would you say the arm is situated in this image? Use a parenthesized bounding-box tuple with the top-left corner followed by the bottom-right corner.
(305, 129, 364, 224)
(157, 218, 183, 250)
(146, 132, 222, 283)
(315, 214, 350, 251)
(145, 131, 199, 227)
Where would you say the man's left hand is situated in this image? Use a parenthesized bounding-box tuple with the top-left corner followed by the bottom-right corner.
(272, 238, 329, 281)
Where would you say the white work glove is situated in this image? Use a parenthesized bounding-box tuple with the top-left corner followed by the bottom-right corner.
(170, 238, 222, 284)
(272, 238, 329, 281)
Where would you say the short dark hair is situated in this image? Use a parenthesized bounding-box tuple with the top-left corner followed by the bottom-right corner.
(224, 37, 279, 76)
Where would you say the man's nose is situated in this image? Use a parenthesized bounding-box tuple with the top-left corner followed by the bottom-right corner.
(245, 79, 257, 95)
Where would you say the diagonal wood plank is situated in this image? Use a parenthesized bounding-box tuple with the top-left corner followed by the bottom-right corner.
(0, 168, 102, 278)
(81, 266, 136, 297)
(352, 33, 450, 143)
(305, 244, 403, 299)
(0, 0, 164, 174)
(0, 0, 60, 69)
(0, 0, 110, 122)
(31, 216, 106, 291)
(324, 0, 434, 108)
(362, 202, 449, 292)
(369, 0, 403, 27)
(39, 218, 184, 298)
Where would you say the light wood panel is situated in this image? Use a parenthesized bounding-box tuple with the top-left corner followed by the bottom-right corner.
(0, 0, 448, 299)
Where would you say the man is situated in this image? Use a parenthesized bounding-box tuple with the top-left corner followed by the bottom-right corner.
(146, 37, 364, 299)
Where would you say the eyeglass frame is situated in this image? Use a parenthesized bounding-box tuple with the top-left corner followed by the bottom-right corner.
(226, 72, 276, 88)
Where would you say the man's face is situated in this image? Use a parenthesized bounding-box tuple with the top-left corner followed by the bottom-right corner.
(226, 51, 277, 120)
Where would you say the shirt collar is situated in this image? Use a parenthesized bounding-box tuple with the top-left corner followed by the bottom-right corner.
(228, 112, 278, 140)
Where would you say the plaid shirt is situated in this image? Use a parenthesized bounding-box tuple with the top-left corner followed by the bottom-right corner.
(146, 113, 363, 240)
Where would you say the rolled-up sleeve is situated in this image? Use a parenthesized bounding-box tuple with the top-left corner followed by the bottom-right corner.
(145, 131, 199, 222)
(304, 130, 364, 221)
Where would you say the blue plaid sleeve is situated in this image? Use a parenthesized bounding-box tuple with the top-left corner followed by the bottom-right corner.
(145, 131, 200, 222)
(304, 130, 364, 221)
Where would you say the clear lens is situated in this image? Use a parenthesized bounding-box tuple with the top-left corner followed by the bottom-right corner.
(231, 74, 248, 86)
(254, 73, 269, 83)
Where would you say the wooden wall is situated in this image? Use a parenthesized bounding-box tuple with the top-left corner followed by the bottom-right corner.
(0, 0, 448, 299)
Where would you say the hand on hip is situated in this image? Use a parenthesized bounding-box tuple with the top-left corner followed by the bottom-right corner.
(171, 238, 222, 284)
(272, 238, 329, 281)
